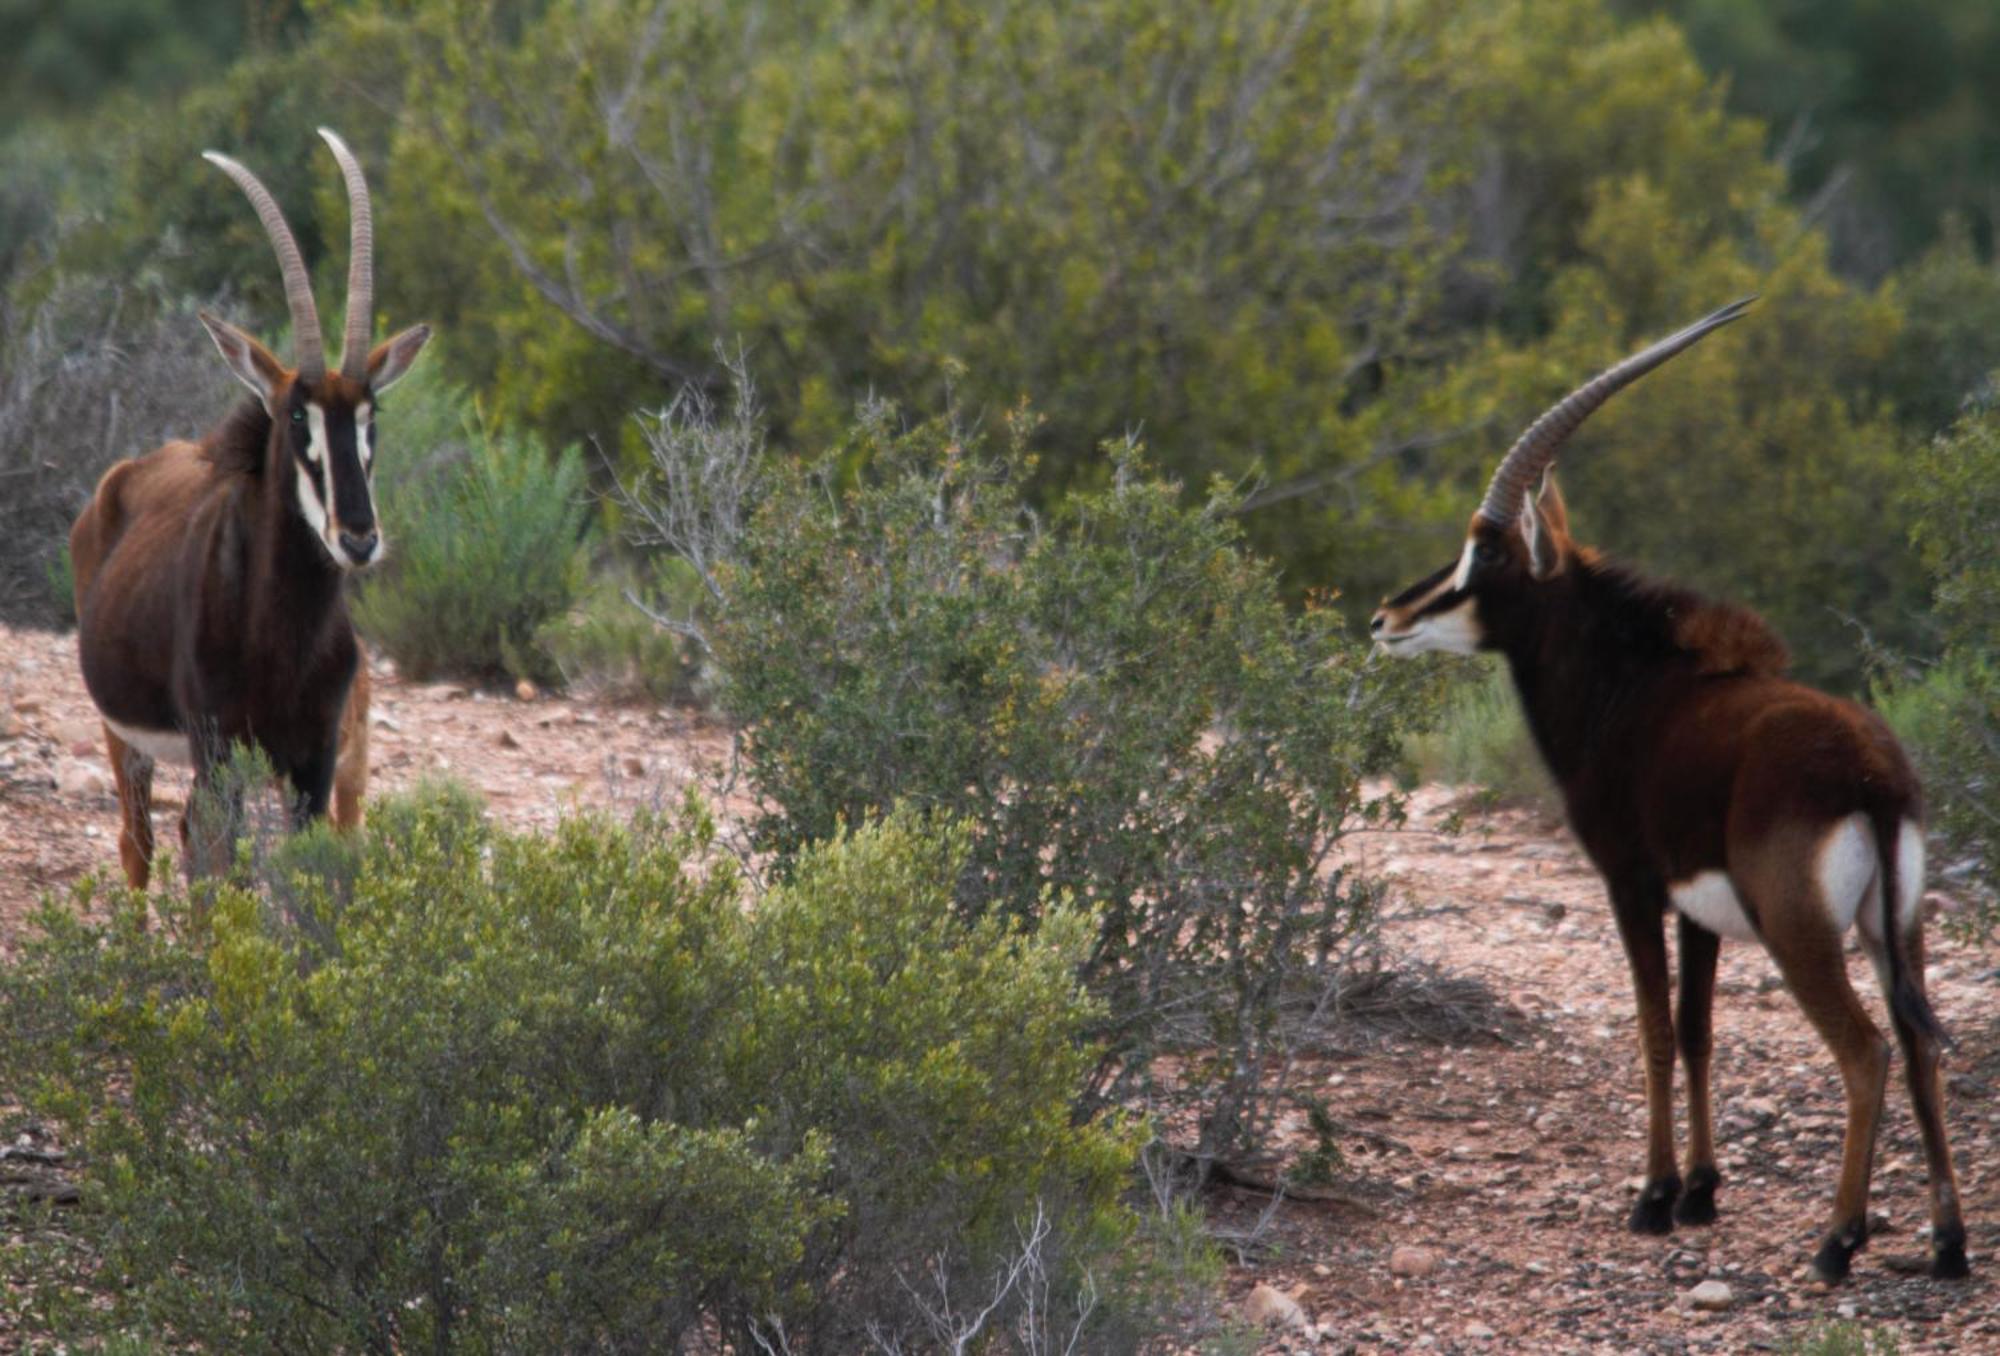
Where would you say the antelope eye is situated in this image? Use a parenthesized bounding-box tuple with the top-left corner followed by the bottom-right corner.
(290, 408, 305, 424)
(1472, 541, 1500, 566)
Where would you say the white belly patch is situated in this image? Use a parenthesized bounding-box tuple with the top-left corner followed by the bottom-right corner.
(104, 718, 193, 767)
(1669, 871, 1760, 942)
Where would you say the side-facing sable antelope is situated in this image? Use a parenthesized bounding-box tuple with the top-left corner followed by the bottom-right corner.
(70, 130, 430, 886)
(1371, 299, 1968, 1283)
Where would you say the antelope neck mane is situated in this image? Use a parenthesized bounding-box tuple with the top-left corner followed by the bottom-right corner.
(1565, 551, 1791, 680)
(202, 397, 275, 478)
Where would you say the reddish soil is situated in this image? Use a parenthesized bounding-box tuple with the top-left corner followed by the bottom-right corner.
(3, 620, 1997, 1353)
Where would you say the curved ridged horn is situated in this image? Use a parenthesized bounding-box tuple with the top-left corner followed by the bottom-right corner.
(203, 150, 326, 381)
(1476, 297, 1756, 526)
(317, 128, 376, 382)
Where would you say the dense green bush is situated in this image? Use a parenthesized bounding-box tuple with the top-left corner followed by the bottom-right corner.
(353, 375, 593, 685)
(1876, 400, 1999, 924)
(302, 0, 1929, 687)
(700, 399, 1442, 1164)
(0, 788, 1201, 1352)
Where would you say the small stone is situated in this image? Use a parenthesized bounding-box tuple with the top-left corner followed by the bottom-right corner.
(1243, 1282, 1309, 1331)
(1389, 1245, 1439, 1278)
(56, 758, 110, 799)
(1463, 1320, 1496, 1340)
(497, 729, 523, 750)
(1686, 1279, 1733, 1312)
(11, 697, 40, 715)
(514, 678, 538, 702)
(622, 755, 646, 778)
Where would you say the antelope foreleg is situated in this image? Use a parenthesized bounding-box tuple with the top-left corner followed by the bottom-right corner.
(104, 726, 156, 892)
(1610, 882, 1681, 1233)
(1675, 915, 1722, 1225)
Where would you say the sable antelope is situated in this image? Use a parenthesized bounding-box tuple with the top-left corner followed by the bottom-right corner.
(1371, 299, 1968, 1283)
(70, 131, 430, 886)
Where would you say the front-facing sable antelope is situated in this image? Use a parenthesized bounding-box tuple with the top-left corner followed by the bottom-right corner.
(70, 130, 430, 885)
(1372, 299, 1968, 1283)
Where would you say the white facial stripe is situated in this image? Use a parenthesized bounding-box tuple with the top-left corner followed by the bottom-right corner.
(305, 402, 329, 464)
(357, 401, 374, 469)
(296, 459, 330, 541)
(1450, 538, 1477, 591)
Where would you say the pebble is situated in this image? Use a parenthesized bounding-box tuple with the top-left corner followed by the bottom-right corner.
(1390, 1245, 1440, 1278)
(55, 758, 110, 799)
(1243, 1282, 1310, 1332)
(1686, 1279, 1733, 1312)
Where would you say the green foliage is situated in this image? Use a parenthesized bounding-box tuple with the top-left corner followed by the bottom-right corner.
(1876, 221, 2000, 433)
(1781, 1320, 1903, 1356)
(1406, 662, 1558, 811)
(0, 0, 279, 123)
(535, 557, 707, 703)
(1627, 0, 2000, 278)
(294, 0, 1922, 688)
(353, 375, 594, 685)
(0, 790, 1191, 1351)
(706, 399, 1442, 1161)
(1875, 400, 2000, 921)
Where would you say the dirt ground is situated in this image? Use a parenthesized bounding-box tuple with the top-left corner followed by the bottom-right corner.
(3, 620, 1996, 1353)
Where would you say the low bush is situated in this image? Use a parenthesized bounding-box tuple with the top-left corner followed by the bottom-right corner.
(1405, 662, 1559, 811)
(352, 375, 593, 685)
(1875, 399, 2000, 926)
(0, 789, 1203, 1352)
(0, 280, 234, 624)
(691, 398, 1444, 1165)
(535, 556, 707, 703)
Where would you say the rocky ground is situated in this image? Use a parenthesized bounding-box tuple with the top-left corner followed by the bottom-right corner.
(3, 620, 1996, 1353)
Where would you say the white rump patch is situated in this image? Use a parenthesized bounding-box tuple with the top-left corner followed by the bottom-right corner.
(1895, 820, 1925, 934)
(1854, 817, 1926, 944)
(104, 718, 192, 767)
(1669, 871, 1759, 943)
(1817, 813, 1875, 937)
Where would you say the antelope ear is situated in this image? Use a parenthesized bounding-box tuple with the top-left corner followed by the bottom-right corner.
(199, 311, 288, 411)
(367, 323, 432, 394)
(1535, 470, 1570, 537)
(1520, 474, 1568, 581)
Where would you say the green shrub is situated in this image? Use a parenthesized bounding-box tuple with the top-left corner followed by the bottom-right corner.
(535, 556, 707, 703)
(1406, 662, 1559, 810)
(353, 378, 593, 685)
(1875, 399, 2000, 925)
(703, 400, 1443, 1164)
(0, 790, 1193, 1351)
(1782, 1320, 1903, 1356)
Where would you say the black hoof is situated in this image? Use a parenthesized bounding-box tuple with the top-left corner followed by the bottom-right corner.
(1628, 1175, 1682, 1235)
(1812, 1223, 1867, 1285)
(1674, 1167, 1720, 1226)
(1933, 1224, 1970, 1280)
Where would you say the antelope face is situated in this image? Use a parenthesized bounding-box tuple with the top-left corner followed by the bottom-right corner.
(1371, 527, 1502, 657)
(286, 380, 381, 571)
(1371, 479, 1573, 657)
(201, 312, 432, 574)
